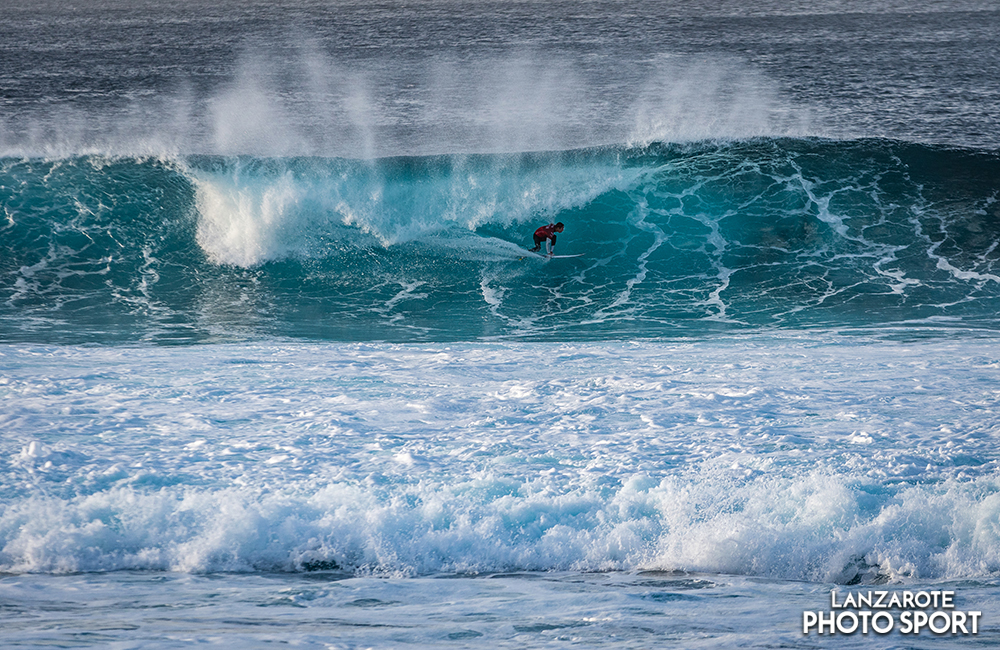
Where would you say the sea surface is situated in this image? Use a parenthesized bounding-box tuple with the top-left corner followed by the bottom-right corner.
(2, 1, 999, 647)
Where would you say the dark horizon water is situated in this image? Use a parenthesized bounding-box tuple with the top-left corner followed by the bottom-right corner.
(3, 0, 1000, 157)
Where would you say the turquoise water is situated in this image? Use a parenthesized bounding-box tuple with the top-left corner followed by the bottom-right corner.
(4, 139, 1000, 343)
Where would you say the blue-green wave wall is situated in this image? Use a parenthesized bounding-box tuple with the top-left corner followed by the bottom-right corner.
(3, 138, 999, 343)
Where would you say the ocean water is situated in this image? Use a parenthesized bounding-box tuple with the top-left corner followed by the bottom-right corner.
(2, 1, 1000, 647)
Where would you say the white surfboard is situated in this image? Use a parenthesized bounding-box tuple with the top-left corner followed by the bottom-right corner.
(522, 250, 583, 259)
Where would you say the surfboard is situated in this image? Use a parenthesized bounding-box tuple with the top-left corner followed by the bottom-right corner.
(522, 250, 583, 259)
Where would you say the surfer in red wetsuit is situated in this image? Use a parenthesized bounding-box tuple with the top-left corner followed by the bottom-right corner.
(530, 222, 564, 254)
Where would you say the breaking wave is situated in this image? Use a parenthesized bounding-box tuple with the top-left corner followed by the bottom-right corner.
(3, 138, 1000, 343)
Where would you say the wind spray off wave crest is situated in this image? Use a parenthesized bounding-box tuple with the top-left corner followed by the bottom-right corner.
(0, 47, 814, 160)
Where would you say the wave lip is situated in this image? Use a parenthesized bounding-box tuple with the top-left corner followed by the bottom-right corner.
(186, 151, 636, 267)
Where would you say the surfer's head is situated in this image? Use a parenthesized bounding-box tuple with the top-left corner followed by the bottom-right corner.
(555, 222, 565, 232)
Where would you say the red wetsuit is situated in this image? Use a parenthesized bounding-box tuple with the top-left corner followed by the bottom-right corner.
(534, 224, 559, 240)
(531, 223, 562, 252)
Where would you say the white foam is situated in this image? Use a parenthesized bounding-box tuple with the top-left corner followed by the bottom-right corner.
(2, 338, 999, 581)
(193, 170, 304, 266)
(2, 463, 998, 581)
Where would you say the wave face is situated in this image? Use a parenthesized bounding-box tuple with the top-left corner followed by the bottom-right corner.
(3, 138, 1000, 343)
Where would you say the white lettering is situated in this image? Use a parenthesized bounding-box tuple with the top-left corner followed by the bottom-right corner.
(872, 611, 894, 634)
(928, 612, 951, 634)
(837, 612, 859, 634)
(811, 590, 978, 637)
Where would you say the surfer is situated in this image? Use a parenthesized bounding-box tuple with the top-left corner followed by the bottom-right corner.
(530, 222, 564, 255)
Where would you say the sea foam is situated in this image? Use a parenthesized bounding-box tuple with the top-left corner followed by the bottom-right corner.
(2, 340, 999, 582)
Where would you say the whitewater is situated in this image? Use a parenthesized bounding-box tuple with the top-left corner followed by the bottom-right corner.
(2, 1, 1000, 648)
